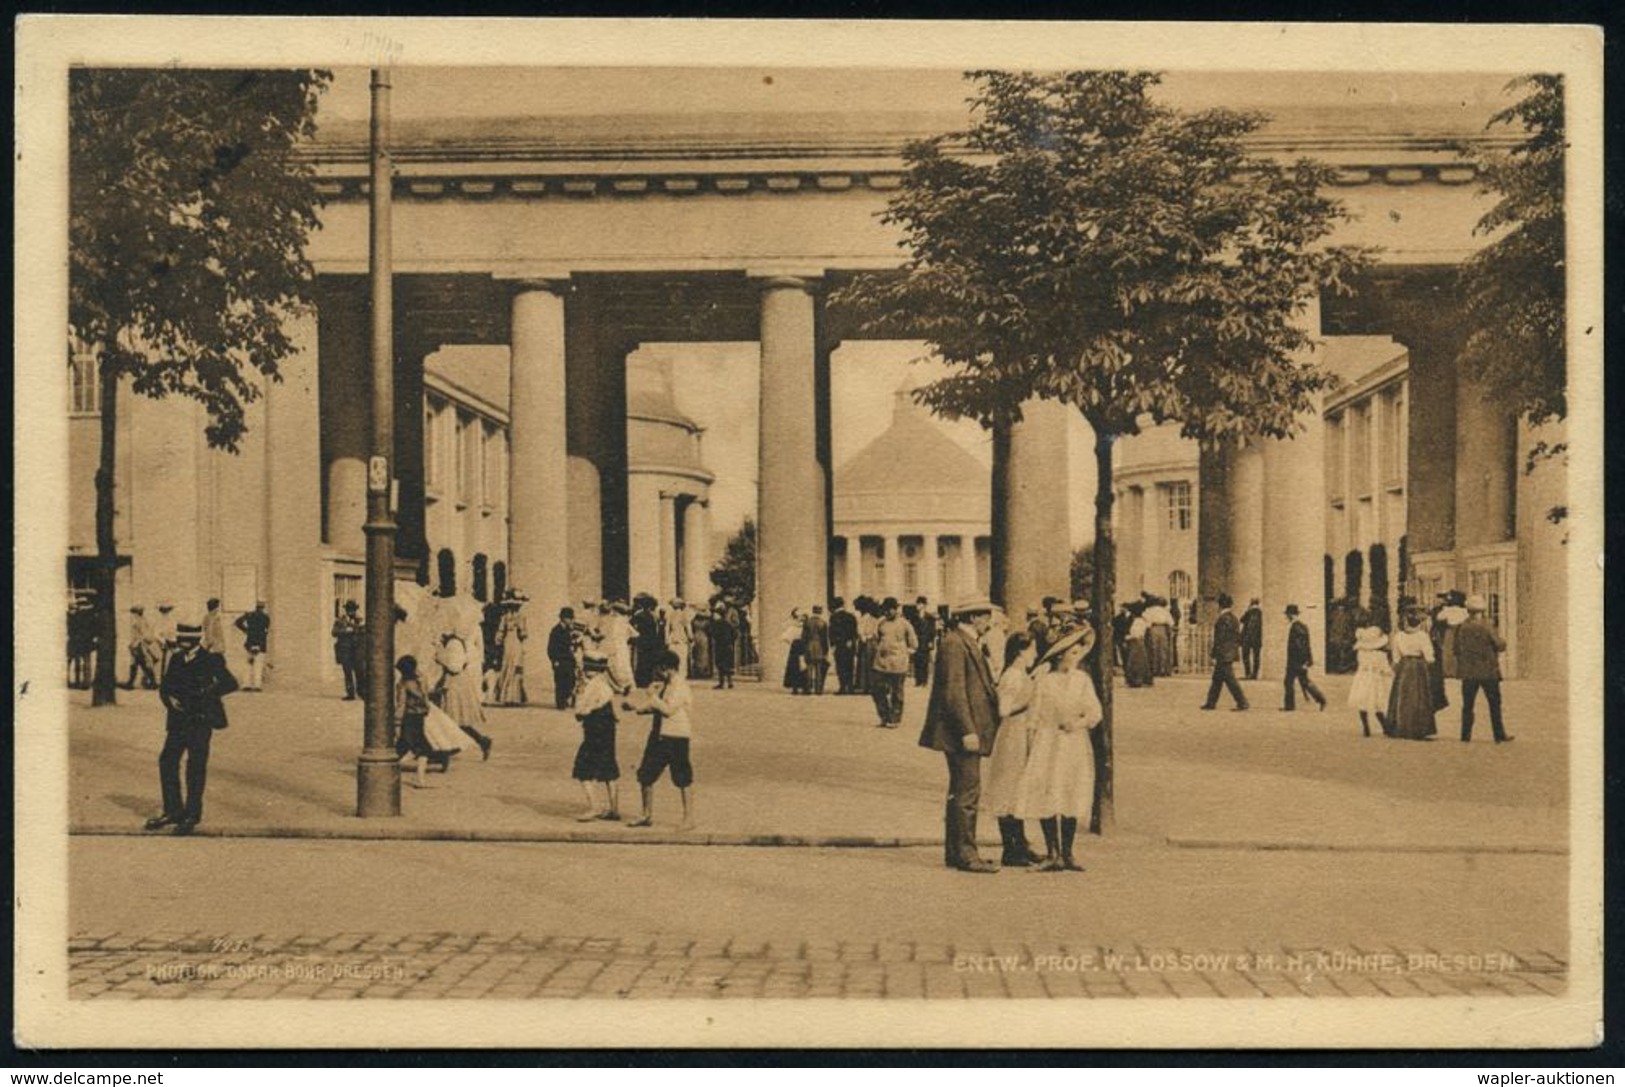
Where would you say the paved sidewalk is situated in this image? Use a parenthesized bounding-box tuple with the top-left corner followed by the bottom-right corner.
(67, 930, 1568, 1001)
(67, 674, 1569, 852)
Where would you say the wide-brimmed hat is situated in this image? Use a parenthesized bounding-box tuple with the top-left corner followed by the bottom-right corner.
(157, 601, 175, 611)
(1036, 624, 1096, 669)
(1284, 604, 1300, 617)
(1353, 627, 1389, 651)
(610, 600, 631, 615)
(669, 598, 685, 609)
(949, 597, 997, 618)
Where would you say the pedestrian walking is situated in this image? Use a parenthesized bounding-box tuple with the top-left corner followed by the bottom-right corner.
(547, 607, 580, 710)
(393, 656, 442, 788)
(570, 652, 622, 822)
(202, 598, 227, 656)
(1385, 605, 1439, 741)
(781, 607, 809, 694)
(1200, 593, 1250, 711)
(1123, 603, 1154, 688)
(1456, 596, 1513, 744)
(710, 598, 737, 689)
(870, 597, 917, 728)
(918, 598, 1001, 873)
(983, 631, 1040, 867)
(144, 621, 238, 834)
(492, 591, 530, 705)
(1012, 625, 1102, 873)
(1240, 598, 1264, 680)
(434, 630, 493, 760)
(233, 601, 271, 691)
(630, 593, 664, 688)
(332, 600, 365, 700)
(122, 605, 161, 690)
(909, 596, 937, 688)
(1281, 604, 1327, 712)
(602, 599, 636, 693)
(1347, 626, 1393, 737)
(689, 606, 713, 681)
(623, 650, 696, 830)
(153, 601, 179, 681)
(854, 596, 878, 695)
(801, 604, 831, 696)
(665, 599, 693, 676)
(829, 597, 858, 694)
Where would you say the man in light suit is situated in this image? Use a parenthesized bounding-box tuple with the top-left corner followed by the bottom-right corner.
(1200, 592, 1249, 711)
(918, 598, 1002, 873)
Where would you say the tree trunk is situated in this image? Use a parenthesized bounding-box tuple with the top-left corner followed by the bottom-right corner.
(1089, 426, 1116, 832)
(91, 361, 120, 706)
(988, 419, 1011, 609)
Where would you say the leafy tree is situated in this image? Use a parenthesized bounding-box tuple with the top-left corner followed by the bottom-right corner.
(834, 70, 1369, 827)
(70, 68, 329, 705)
(1457, 76, 1566, 438)
(709, 517, 757, 606)
(1068, 544, 1095, 604)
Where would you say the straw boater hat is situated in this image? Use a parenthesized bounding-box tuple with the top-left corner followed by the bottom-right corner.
(175, 622, 203, 644)
(949, 597, 997, 618)
(1466, 595, 1489, 613)
(610, 600, 631, 615)
(1036, 624, 1096, 670)
(1353, 627, 1389, 652)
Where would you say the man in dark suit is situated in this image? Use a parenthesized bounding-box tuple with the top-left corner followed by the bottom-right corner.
(909, 596, 937, 687)
(1456, 596, 1512, 743)
(1200, 593, 1249, 711)
(829, 597, 858, 694)
(146, 622, 237, 835)
(918, 598, 1002, 873)
(547, 607, 580, 710)
(1240, 598, 1264, 680)
(332, 600, 365, 700)
(1281, 604, 1327, 711)
(801, 605, 831, 695)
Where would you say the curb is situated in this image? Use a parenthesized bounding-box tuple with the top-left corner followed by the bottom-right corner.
(68, 824, 1562, 856)
(1164, 836, 1568, 857)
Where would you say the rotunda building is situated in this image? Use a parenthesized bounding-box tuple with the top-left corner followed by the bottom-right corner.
(625, 352, 715, 603)
(832, 382, 990, 606)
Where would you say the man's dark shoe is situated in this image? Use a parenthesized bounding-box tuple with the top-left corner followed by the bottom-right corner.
(1496, 735, 1516, 744)
(143, 815, 177, 832)
(955, 859, 998, 874)
(172, 821, 197, 836)
(1199, 704, 1216, 711)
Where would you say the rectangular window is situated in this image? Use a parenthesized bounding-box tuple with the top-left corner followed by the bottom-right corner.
(454, 413, 470, 507)
(333, 574, 363, 619)
(423, 400, 441, 493)
(1382, 384, 1405, 488)
(1349, 402, 1371, 497)
(1326, 410, 1345, 504)
(69, 353, 100, 414)
(486, 427, 507, 511)
(1164, 481, 1192, 532)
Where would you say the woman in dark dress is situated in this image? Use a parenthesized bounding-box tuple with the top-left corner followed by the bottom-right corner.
(1122, 603, 1154, 688)
(1385, 608, 1438, 741)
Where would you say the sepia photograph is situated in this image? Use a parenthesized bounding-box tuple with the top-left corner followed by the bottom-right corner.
(12, 17, 1604, 1050)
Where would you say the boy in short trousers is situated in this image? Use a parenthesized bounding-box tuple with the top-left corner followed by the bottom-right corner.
(623, 649, 695, 830)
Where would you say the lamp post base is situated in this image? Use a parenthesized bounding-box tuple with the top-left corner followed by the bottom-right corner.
(356, 748, 402, 817)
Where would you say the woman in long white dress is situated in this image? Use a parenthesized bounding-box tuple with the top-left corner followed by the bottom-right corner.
(434, 630, 493, 759)
(982, 632, 1040, 866)
(1013, 626, 1103, 872)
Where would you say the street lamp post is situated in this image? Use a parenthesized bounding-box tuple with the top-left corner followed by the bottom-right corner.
(357, 67, 401, 817)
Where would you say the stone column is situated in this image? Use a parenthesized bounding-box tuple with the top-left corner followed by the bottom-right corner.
(1000, 398, 1071, 614)
(508, 281, 570, 613)
(920, 534, 941, 605)
(658, 491, 679, 602)
(1262, 427, 1327, 679)
(1141, 483, 1163, 600)
(565, 293, 605, 603)
(318, 284, 369, 556)
(1455, 372, 1517, 549)
(884, 535, 904, 599)
(1228, 442, 1266, 611)
(960, 537, 980, 601)
(265, 309, 325, 687)
(756, 276, 825, 683)
(681, 497, 710, 603)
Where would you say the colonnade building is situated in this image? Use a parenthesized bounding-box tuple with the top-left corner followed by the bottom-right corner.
(66, 78, 1567, 686)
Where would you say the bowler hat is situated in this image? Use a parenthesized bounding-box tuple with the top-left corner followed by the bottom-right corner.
(1285, 604, 1300, 617)
(881, 596, 899, 611)
(343, 600, 359, 612)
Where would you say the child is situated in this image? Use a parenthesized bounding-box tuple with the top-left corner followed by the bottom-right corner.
(1348, 626, 1395, 738)
(394, 656, 437, 788)
(622, 649, 695, 830)
(571, 652, 622, 822)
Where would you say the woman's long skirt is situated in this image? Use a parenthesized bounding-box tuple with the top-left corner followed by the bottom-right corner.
(1147, 625, 1172, 677)
(1386, 657, 1438, 740)
(783, 639, 807, 690)
(1124, 639, 1153, 688)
